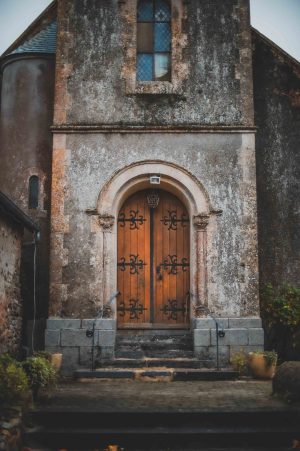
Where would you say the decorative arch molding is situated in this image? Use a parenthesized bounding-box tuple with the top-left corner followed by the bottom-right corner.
(90, 160, 221, 320)
(97, 160, 213, 218)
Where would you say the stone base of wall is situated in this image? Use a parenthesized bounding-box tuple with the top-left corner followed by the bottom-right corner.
(45, 316, 264, 375)
(45, 317, 116, 375)
(193, 317, 264, 367)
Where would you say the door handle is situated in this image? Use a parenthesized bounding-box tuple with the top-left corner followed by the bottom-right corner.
(156, 265, 163, 280)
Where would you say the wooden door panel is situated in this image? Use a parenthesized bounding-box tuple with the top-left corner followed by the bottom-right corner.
(117, 190, 189, 328)
(153, 191, 190, 325)
(117, 192, 150, 325)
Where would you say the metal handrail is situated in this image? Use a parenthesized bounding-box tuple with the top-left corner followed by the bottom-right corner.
(86, 291, 120, 371)
(197, 304, 225, 370)
(190, 293, 226, 371)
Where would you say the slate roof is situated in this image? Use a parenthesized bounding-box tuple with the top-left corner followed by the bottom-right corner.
(10, 21, 57, 55)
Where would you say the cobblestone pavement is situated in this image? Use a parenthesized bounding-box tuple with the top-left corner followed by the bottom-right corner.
(39, 379, 299, 412)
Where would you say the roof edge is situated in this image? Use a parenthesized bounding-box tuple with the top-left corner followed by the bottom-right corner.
(1, 1, 57, 59)
(0, 191, 40, 233)
(252, 26, 300, 69)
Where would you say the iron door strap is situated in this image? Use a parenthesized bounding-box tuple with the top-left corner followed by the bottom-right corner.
(159, 254, 190, 275)
(117, 254, 146, 274)
(161, 210, 189, 230)
(118, 299, 147, 320)
(118, 210, 146, 229)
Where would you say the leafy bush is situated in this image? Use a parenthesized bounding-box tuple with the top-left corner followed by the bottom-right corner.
(33, 351, 52, 362)
(261, 283, 300, 360)
(22, 356, 57, 396)
(0, 354, 29, 407)
(231, 349, 248, 375)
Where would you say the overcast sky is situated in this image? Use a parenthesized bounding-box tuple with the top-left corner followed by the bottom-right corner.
(0, 0, 299, 61)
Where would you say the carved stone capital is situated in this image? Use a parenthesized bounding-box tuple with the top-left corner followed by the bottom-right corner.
(194, 304, 208, 318)
(99, 215, 115, 231)
(193, 214, 209, 231)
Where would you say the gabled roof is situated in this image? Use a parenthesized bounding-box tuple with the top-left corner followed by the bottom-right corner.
(1, 1, 57, 58)
(10, 21, 57, 55)
(252, 27, 300, 71)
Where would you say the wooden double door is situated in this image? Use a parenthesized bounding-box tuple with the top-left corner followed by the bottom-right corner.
(117, 189, 190, 328)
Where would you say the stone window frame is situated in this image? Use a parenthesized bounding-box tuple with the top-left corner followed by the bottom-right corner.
(120, 0, 188, 95)
(25, 168, 47, 215)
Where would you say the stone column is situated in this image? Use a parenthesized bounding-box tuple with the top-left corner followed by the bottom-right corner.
(193, 214, 209, 311)
(98, 214, 115, 316)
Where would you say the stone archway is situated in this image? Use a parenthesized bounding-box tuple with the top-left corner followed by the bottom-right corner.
(94, 161, 214, 322)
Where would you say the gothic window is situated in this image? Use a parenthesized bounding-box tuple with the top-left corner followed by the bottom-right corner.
(137, 0, 171, 82)
(28, 175, 39, 209)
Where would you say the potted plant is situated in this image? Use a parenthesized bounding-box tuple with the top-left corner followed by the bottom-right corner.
(22, 356, 57, 400)
(231, 349, 248, 376)
(34, 351, 63, 373)
(248, 350, 278, 379)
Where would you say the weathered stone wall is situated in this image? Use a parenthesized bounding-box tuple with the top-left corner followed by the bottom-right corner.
(54, 0, 254, 126)
(49, 132, 259, 319)
(253, 31, 300, 287)
(0, 216, 23, 355)
(0, 56, 55, 333)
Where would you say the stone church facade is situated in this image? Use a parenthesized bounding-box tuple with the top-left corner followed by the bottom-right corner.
(0, 0, 299, 373)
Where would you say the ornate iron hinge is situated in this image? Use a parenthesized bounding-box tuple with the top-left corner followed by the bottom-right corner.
(161, 210, 189, 230)
(161, 299, 187, 321)
(117, 254, 146, 274)
(161, 254, 189, 275)
(118, 210, 146, 230)
(118, 299, 147, 320)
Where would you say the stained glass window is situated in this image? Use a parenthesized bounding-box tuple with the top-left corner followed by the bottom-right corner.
(137, 0, 171, 81)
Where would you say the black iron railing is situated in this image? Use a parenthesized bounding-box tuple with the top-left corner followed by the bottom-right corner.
(86, 291, 120, 371)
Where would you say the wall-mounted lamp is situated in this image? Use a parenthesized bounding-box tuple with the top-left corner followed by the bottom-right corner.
(149, 175, 160, 184)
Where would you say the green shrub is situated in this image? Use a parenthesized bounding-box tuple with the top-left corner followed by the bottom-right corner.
(261, 283, 300, 360)
(0, 354, 30, 407)
(230, 349, 248, 375)
(22, 356, 57, 397)
(33, 351, 52, 362)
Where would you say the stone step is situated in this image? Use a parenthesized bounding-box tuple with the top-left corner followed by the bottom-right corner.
(74, 368, 238, 381)
(99, 357, 210, 368)
(24, 410, 300, 449)
(115, 347, 195, 359)
(24, 423, 299, 450)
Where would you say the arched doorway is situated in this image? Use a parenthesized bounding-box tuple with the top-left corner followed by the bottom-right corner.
(117, 189, 190, 329)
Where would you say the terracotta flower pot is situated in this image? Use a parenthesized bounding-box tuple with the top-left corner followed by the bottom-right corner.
(248, 352, 277, 379)
(50, 353, 62, 373)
